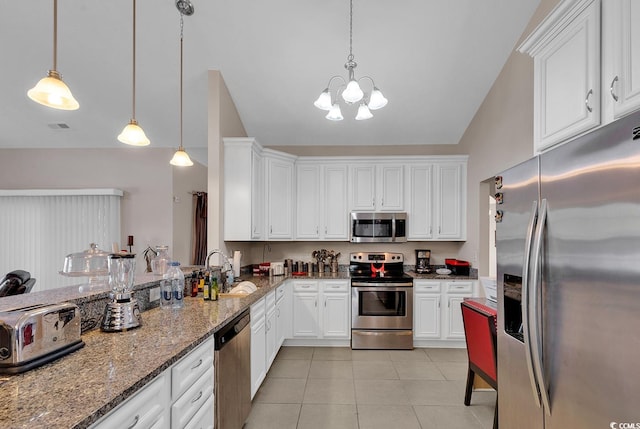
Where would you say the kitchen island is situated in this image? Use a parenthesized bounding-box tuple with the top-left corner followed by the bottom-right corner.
(0, 269, 476, 428)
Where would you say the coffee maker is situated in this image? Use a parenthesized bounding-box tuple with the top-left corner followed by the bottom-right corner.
(415, 249, 431, 274)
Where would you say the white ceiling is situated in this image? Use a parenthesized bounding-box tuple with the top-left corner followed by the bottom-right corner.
(0, 0, 539, 165)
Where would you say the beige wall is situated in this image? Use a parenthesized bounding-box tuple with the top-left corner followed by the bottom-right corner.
(0, 147, 206, 273)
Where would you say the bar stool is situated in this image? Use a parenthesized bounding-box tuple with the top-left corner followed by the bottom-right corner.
(461, 301, 498, 429)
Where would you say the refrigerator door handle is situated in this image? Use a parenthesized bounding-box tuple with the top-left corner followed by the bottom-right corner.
(522, 200, 542, 408)
(530, 198, 552, 415)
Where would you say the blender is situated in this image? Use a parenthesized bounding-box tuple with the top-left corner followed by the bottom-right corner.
(415, 249, 432, 274)
(101, 253, 142, 332)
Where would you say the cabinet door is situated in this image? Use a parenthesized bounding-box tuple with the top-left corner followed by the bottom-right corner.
(266, 305, 278, 369)
(224, 141, 253, 241)
(171, 367, 214, 429)
(444, 295, 466, 339)
(251, 149, 264, 239)
(183, 394, 214, 429)
(434, 163, 465, 240)
(267, 157, 294, 239)
(414, 294, 441, 339)
(292, 292, 319, 338)
(276, 283, 292, 347)
(350, 165, 376, 211)
(323, 164, 349, 240)
(322, 293, 350, 338)
(610, 0, 640, 118)
(406, 164, 433, 240)
(250, 300, 266, 399)
(533, 0, 601, 151)
(296, 164, 321, 239)
(378, 165, 404, 211)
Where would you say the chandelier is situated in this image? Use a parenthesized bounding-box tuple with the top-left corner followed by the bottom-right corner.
(313, 0, 387, 121)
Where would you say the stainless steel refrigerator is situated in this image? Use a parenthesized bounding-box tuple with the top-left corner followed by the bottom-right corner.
(496, 109, 640, 428)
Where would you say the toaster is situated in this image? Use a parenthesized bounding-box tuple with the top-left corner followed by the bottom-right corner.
(0, 302, 84, 374)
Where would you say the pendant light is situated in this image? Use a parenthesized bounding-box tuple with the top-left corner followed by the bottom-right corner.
(118, 0, 150, 146)
(170, 0, 194, 167)
(27, 0, 79, 110)
(313, 0, 387, 120)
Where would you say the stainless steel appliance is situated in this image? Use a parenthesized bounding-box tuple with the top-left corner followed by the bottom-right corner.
(350, 252, 413, 349)
(495, 110, 640, 428)
(0, 303, 84, 374)
(350, 212, 407, 243)
(215, 308, 251, 429)
(101, 253, 142, 332)
(415, 249, 431, 273)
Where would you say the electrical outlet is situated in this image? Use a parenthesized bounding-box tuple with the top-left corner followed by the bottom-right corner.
(149, 287, 160, 302)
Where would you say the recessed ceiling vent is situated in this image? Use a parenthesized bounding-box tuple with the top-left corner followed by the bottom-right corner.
(47, 123, 70, 130)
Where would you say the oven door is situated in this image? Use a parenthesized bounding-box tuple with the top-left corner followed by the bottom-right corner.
(351, 285, 413, 330)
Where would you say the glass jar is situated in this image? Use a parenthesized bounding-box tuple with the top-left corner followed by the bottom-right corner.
(151, 245, 171, 276)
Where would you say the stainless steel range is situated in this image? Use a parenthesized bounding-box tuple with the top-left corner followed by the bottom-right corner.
(350, 252, 413, 350)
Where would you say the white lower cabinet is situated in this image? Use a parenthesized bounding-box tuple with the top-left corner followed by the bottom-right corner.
(275, 282, 292, 348)
(90, 337, 215, 429)
(414, 280, 475, 347)
(291, 280, 350, 343)
(265, 292, 278, 369)
(250, 297, 267, 399)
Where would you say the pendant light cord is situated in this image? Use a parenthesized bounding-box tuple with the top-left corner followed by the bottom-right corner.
(179, 13, 184, 150)
(132, 0, 137, 119)
(53, 0, 58, 71)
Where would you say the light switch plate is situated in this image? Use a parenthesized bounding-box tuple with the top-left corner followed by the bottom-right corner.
(149, 287, 160, 302)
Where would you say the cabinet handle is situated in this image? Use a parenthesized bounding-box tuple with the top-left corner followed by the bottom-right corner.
(324, 298, 327, 307)
(191, 390, 203, 403)
(325, 226, 328, 235)
(610, 76, 619, 102)
(270, 226, 273, 234)
(585, 89, 594, 113)
(381, 197, 384, 206)
(315, 299, 317, 307)
(126, 415, 140, 429)
(429, 227, 432, 235)
(191, 358, 203, 370)
(316, 226, 319, 235)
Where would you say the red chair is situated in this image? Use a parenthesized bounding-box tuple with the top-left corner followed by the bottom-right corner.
(461, 301, 498, 429)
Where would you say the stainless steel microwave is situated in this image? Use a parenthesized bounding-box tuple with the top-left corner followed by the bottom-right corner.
(350, 212, 407, 243)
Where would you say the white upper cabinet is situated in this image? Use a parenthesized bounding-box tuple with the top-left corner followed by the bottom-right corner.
(265, 150, 296, 240)
(406, 158, 467, 241)
(521, 0, 640, 153)
(295, 162, 349, 240)
(350, 164, 404, 212)
(223, 138, 264, 241)
(519, 0, 601, 153)
(605, 0, 640, 119)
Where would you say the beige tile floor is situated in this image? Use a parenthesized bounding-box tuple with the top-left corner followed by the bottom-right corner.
(246, 346, 496, 429)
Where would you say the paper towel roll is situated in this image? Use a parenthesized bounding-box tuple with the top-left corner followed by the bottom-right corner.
(233, 251, 242, 277)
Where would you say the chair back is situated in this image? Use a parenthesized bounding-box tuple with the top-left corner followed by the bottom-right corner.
(461, 303, 497, 383)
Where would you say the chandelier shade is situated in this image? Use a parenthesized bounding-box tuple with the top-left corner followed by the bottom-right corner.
(170, 147, 194, 166)
(326, 104, 344, 121)
(355, 103, 373, 120)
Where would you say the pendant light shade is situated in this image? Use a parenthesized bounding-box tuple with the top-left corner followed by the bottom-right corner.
(170, 147, 194, 166)
(118, 119, 150, 146)
(28, 0, 79, 110)
(171, 0, 194, 167)
(119, 0, 150, 146)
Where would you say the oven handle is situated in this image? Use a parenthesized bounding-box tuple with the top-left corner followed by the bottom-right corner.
(351, 284, 413, 290)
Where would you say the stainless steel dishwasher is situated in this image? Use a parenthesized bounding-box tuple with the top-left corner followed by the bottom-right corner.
(214, 308, 251, 429)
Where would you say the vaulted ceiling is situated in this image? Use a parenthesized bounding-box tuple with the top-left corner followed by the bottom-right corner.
(0, 0, 539, 165)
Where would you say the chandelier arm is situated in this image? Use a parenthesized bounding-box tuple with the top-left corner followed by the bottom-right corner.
(349, 0, 353, 59)
(132, 0, 137, 119)
(326, 75, 347, 89)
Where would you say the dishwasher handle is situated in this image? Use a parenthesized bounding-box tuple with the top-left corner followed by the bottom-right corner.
(214, 308, 250, 351)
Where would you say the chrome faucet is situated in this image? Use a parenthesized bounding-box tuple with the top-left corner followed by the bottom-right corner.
(205, 249, 233, 292)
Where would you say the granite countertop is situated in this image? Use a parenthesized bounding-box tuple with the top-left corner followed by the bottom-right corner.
(0, 272, 349, 429)
(0, 269, 474, 428)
